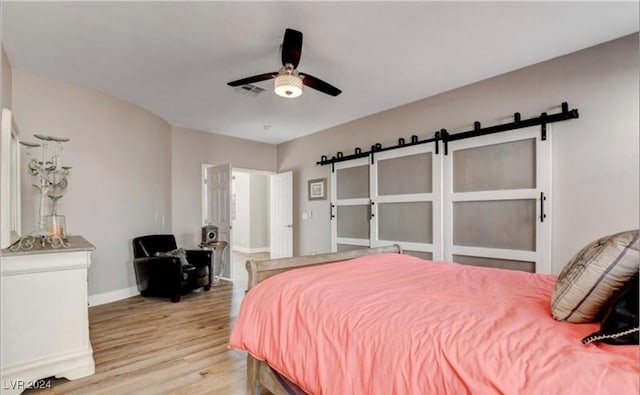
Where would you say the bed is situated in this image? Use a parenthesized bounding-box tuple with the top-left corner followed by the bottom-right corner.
(228, 246, 639, 395)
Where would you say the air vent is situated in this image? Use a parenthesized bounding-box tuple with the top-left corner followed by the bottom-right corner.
(234, 84, 266, 97)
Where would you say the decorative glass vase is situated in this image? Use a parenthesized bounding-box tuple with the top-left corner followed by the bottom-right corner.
(43, 215, 67, 240)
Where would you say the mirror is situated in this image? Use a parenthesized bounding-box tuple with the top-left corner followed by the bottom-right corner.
(1, 108, 21, 249)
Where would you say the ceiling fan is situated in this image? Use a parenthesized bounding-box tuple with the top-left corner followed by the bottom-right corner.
(227, 28, 342, 98)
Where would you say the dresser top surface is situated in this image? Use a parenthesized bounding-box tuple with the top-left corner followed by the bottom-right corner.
(1, 235, 95, 257)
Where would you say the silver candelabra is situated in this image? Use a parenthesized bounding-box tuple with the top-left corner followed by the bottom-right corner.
(10, 134, 71, 251)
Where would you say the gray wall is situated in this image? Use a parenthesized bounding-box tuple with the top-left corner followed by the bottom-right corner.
(10, 71, 278, 296)
(277, 34, 640, 273)
(12, 69, 173, 295)
(170, 126, 276, 249)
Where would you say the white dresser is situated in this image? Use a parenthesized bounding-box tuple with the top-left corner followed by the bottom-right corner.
(0, 236, 95, 394)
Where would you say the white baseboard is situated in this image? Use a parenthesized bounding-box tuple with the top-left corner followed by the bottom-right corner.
(233, 246, 270, 254)
(88, 286, 140, 307)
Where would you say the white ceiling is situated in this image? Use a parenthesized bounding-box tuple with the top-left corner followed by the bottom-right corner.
(3, 2, 638, 144)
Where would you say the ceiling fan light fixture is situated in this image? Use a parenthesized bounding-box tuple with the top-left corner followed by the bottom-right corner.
(274, 74, 303, 98)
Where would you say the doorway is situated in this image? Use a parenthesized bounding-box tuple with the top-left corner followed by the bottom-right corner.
(231, 170, 270, 254)
(203, 165, 292, 288)
(231, 169, 272, 283)
(202, 164, 275, 285)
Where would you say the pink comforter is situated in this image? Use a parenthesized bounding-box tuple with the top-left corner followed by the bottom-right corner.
(229, 253, 639, 394)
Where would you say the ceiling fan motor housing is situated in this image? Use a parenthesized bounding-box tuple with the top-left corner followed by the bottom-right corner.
(274, 66, 303, 98)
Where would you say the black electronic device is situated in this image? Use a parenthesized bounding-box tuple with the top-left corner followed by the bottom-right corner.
(201, 225, 218, 244)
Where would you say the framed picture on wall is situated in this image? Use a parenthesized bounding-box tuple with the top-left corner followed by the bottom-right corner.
(308, 178, 327, 201)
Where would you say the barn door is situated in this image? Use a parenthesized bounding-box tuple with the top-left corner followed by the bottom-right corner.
(443, 126, 551, 273)
(330, 158, 371, 252)
(370, 144, 443, 260)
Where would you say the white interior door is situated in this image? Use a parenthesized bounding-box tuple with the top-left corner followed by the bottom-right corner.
(206, 164, 232, 280)
(270, 171, 293, 259)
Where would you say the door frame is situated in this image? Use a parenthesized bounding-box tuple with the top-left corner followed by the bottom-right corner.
(201, 165, 276, 281)
(231, 167, 276, 254)
(202, 163, 233, 281)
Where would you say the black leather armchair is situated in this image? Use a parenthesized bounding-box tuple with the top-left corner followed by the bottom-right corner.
(133, 234, 213, 302)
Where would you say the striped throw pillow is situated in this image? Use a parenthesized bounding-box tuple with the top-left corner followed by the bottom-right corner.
(551, 230, 640, 323)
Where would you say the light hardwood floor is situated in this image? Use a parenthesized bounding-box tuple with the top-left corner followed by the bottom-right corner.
(27, 252, 269, 395)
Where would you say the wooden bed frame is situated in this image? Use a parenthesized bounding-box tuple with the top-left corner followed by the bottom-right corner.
(244, 245, 402, 395)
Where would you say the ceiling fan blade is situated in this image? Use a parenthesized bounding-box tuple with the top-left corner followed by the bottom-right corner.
(281, 28, 303, 68)
(299, 73, 342, 96)
(227, 72, 277, 87)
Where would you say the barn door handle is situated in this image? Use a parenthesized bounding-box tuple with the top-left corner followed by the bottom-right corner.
(330, 203, 335, 220)
(369, 200, 375, 220)
(540, 192, 547, 223)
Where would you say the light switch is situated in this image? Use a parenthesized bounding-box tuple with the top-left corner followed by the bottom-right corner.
(302, 210, 313, 221)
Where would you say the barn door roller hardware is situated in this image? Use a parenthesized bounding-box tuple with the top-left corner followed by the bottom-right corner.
(317, 102, 579, 168)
